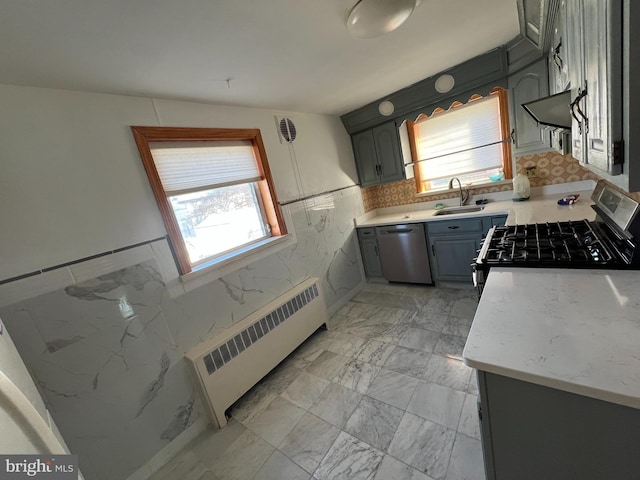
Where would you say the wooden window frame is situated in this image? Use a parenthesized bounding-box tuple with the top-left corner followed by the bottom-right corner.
(131, 126, 286, 275)
(407, 87, 513, 193)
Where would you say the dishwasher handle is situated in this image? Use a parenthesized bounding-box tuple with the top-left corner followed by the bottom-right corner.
(376, 225, 420, 236)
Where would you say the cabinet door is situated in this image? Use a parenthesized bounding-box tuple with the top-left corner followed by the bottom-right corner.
(372, 122, 404, 184)
(359, 238, 383, 278)
(549, 0, 570, 94)
(582, 0, 623, 175)
(508, 59, 552, 156)
(352, 130, 380, 187)
(429, 234, 480, 282)
(566, 0, 585, 162)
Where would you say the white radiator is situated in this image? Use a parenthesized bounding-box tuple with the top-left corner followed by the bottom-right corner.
(185, 277, 328, 428)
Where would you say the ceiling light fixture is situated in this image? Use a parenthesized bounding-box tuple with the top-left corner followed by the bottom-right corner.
(346, 0, 419, 39)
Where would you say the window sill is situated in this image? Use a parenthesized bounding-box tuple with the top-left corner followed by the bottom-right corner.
(178, 234, 296, 294)
(415, 178, 512, 198)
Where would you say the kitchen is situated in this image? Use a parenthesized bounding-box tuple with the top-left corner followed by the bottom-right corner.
(1, 1, 639, 479)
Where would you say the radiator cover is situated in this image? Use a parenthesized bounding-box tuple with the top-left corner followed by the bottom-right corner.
(185, 277, 328, 428)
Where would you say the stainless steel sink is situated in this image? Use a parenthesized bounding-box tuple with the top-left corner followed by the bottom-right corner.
(433, 205, 486, 216)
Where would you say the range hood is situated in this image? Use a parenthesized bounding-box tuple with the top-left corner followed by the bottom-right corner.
(522, 90, 572, 129)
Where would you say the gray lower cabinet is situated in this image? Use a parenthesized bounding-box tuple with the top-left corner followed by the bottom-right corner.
(427, 215, 507, 283)
(477, 371, 640, 479)
(508, 58, 552, 157)
(357, 228, 382, 278)
(352, 121, 404, 187)
(429, 234, 481, 282)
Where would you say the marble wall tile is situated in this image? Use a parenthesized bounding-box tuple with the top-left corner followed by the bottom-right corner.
(0, 188, 366, 480)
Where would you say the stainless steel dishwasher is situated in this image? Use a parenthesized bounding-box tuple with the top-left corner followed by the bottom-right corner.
(375, 224, 432, 284)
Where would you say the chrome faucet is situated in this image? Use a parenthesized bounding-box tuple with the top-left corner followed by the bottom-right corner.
(448, 177, 469, 206)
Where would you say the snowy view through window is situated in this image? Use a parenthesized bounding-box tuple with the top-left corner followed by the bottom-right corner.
(170, 183, 269, 264)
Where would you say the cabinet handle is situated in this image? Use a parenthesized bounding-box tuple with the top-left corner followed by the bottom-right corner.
(552, 39, 564, 72)
(374, 245, 379, 257)
(448, 225, 460, 229)
(572, 86, 589, 135)
(570, 96, 583, 135)
(432, 244, 436, 257)
(378, 164, 383, 176)
(576, 84, 589, 134)
(510, 128, 516, 144)
(375, 164, 381, 176)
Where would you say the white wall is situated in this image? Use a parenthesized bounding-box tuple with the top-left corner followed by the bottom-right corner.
(0, 85, 358, 279)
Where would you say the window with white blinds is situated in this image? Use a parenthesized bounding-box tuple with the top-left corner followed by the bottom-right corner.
(149, 141, 261, 194)
(131, 127, 286, 275)
(412, 93, 510, 192)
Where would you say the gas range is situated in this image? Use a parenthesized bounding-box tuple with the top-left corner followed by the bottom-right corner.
(473, 181, 640, 295)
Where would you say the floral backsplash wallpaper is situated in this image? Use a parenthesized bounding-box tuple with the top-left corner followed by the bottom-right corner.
(359, 151, 640, 212)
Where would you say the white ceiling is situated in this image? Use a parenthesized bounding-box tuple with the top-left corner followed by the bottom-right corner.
(0, 0, 520, 115)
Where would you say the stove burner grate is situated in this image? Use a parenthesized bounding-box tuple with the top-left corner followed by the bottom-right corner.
(482, 220, 615, 266)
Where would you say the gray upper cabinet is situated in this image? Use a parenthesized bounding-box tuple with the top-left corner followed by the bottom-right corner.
(566, 0, 623, 176)
(565, 0, 585, 161)
(352, 130, 379, 186)
(517, 0, 560, 52)
(352, 121, 404, 187)
(548, 0, 569, 94)
(582, 0, 623, 175)
(508, 58, 552, 156)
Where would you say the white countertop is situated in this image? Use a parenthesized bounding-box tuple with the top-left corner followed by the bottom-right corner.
(355, 185, 596, 228)
(464, 268, 640, 410)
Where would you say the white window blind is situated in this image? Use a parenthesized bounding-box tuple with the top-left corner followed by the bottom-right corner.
(414, 95, 504, 182)
(149, 141, 261, 195)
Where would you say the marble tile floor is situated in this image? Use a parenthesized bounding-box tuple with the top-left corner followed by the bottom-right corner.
(150, 283, 485, 480)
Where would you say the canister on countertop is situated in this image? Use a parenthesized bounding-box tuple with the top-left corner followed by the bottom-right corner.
(512, 173, 530, 201)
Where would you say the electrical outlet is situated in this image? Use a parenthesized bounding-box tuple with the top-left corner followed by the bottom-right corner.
(525, 166, 537, 178)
